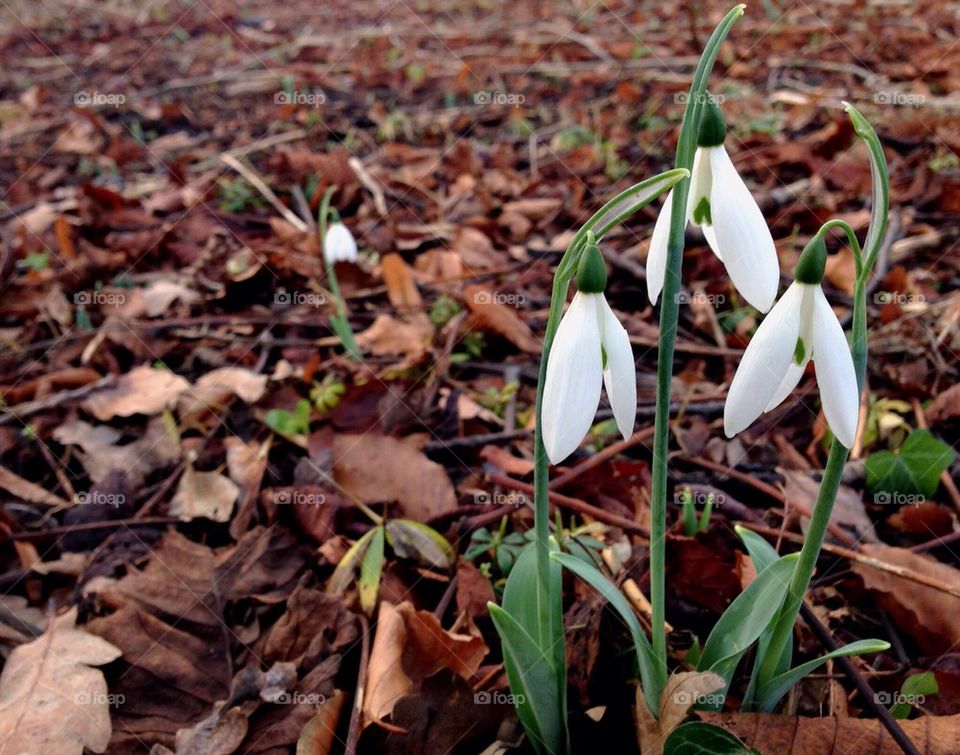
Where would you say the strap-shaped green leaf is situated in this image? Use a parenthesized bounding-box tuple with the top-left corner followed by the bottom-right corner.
(756, 638, 890, 712)
(551, 552, 663, 713)
(697, 554, 799, 694)
(734, 527, 793, 707)
(488, 604, 564, 755)
(358, 526, 385, 615)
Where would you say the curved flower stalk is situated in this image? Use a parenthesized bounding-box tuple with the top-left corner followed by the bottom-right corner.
(751, 103, 891, 711)
(647, 99, 779, 313)
(486, 167, 689, 755)
(318, 189, 361, 360)
(541, 234, 636, 464)
(724, 234, 860, 448)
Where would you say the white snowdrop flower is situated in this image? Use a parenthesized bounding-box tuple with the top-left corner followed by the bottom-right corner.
(647, 99, 780, 313)
(541, 237, 637, 464)
(723, 235, 860, 447)
(323, 221, 358, 264)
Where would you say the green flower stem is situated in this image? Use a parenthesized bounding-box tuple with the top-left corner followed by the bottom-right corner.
(648, 3, 744, 687)
(528, 169, 690, 678)
(318, 187, 362, 360)
(757, 104, 889, 697)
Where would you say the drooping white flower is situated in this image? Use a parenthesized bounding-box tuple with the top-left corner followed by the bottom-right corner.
(323, 221, 358, 264)
(723, 236, 860, 447)
(541, 239, 636, 464)
(646, 100, 780, 313)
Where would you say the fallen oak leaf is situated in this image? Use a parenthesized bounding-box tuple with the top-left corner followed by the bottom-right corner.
(170, 465, 239, 523)
(363, 600, 488, 724)
(699, 710, 960, 754)
(83, 365, 190, 421)
(0, 463, 71, 507)
(853, 543, 960, 655)
(463, 284, 539, 353)
(635, 671, 726, 755)
(332, 433, 457, 520)
(0, 607, 121, 755)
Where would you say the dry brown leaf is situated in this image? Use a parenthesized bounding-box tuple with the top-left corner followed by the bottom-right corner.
(853, 543, 960, 655)
(450, 227, 498, 270)
(0, 607, 121, 755)
(381, 253, 422, 310)
(927, 383, 960, 425)
(296, 690, 346, 755)
(363, 601, 488, 723)
(53, 418, 179, 485)
(83, 365, 190, 421)
(170, 466, 239, 522)
(782, 468, 877, 543)
(354, 314, 433, 370)
(333, 433, 457, 520)
(824, 246, 858, 295)
(463, 284, 539, 353)
(635, 671, 726, 754)
(180, 367, 268, 415)
(0, 463, 71, 507)
(701, 710, 960, 754)
(480, 445, 534, 476)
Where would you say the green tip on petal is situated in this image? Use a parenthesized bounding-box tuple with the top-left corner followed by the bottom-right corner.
(697, 96, 727, 147)
(795, 233, 827, 284)
(576, 233, 607, 293)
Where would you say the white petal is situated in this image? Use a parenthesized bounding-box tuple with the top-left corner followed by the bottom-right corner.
(646, 190, 672, 305)
(764, 285, 815, 411)
(701, 223, 723, 262)
(541, 292, 603, 463)
(598, 297, 636, 441)
(724, 282, 804, 438)
(686, 147, 713, 227)
(708, 147, 779, 313)
(324, 222, 358, 264)
(810, 287, 860, 448)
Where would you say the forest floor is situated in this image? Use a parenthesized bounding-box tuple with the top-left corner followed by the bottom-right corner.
(1, 0, 960, 752)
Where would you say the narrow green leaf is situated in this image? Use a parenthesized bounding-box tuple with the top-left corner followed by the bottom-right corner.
(326, 527, 377, 596)
(757, 638, 891, 712)
(663, 721, 750, 755)
(844, 101, 889, 272)
(551, 552, 663, 713)
(698, 554, 799, 692)
(385, 519, 454, 569)
(488, 604, 564, 755)
(587, 168, 690, 240)
(358, 526, 385, 615)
